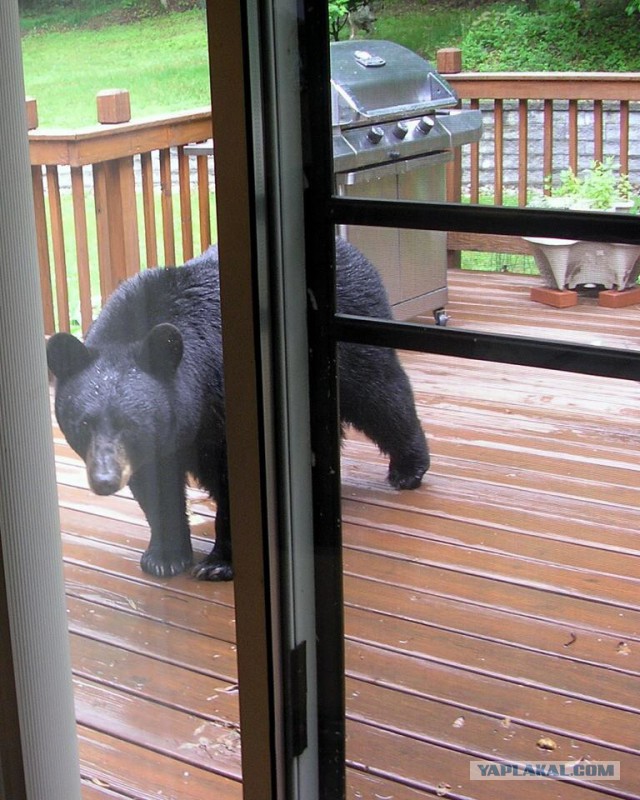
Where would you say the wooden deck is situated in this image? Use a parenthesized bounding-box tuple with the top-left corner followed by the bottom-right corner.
(53, 270, 640, 800)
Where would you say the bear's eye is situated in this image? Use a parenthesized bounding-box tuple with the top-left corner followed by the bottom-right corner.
(76, 417, 93, 442)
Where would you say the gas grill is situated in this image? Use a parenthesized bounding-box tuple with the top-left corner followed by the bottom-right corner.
(331, 40, 482, 321)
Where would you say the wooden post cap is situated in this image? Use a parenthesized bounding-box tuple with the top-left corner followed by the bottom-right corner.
(436, 48, 462, 74)
(96, 89, 131, 124)
(25, 97, 38, 130)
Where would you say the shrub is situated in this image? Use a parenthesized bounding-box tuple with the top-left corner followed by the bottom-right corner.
(462, 0, 640, 71)
(545, 158, 638, 211)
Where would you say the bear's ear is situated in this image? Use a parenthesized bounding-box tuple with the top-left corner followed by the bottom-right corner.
(138, 323, 183, 378)
(47, 332, 93, 380)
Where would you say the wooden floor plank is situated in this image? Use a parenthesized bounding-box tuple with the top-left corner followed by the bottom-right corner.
(346, 643, 640, 770)
(70, 634, 239, 726)
(78, 727, 241, 800)
(344, 575, 640, 677)
(75, 679, 241, 779)
(67, 596, 238, 681)
(344, 523, 640, 611)
(346, 678, 633, 796)
(346, 606, 640, 716)
(343, 548, 640, 641)
(346, 721, 619, 800)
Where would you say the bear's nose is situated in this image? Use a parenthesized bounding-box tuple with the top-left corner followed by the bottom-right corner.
(86, 433, 129, 495)
(88, 470, 122, 496)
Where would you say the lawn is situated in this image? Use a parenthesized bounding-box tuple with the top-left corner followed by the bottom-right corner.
(20, 1, 477, 127)
(369, 0, 477, 62)
(21, 8, 210, 127)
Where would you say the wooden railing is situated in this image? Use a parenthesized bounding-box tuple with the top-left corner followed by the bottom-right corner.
(28, 90, 213, 335)
(437, 49, 640, 260)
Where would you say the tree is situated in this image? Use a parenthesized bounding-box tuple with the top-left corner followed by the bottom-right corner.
(328, 0, 350, 41)
(328, 0, 377, 42)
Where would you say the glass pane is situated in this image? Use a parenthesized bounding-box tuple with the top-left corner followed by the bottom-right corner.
(21, 6, 244, 796)
(331, 229, 640, 795)
(49, 213, 243, 799)
(338, 348, 640, 796)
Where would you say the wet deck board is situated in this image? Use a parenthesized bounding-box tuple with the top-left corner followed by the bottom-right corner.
(50, 269, 640, 799)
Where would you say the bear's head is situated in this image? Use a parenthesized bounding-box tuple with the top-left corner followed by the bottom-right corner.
(47, 323, 184, 495)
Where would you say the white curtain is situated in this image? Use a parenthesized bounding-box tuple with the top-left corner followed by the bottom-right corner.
(0, 2, 81, 798)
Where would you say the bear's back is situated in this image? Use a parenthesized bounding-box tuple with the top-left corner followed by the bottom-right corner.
(335, 238, 393, 321)
(85, 253, 220, 349)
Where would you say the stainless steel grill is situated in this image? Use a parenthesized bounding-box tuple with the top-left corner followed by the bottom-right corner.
(332, 40, 482, 321)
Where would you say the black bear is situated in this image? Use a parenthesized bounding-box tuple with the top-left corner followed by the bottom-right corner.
(47, 238, 429, 580)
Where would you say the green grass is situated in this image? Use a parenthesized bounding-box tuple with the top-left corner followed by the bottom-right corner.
(370, 0, 476, 61)
(21, 9, 210, 127)
(19, 0, 129, 32)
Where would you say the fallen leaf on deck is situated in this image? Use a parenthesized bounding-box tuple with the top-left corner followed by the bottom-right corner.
(537, 736, 557, 751)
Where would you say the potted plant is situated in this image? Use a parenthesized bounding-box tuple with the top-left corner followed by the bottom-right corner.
(525, 159, 640, 307)
(543, 157, 638, 214)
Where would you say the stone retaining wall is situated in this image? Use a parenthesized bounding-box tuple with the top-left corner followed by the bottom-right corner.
(462, 99, 640, 196)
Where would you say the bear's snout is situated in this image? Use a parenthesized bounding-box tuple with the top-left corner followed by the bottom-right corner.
(86, 433, 132, 495)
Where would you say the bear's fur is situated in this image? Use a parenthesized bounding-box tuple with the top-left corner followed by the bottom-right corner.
(47, 238, 429, 580)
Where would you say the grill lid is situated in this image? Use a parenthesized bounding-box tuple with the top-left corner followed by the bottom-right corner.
(331, 40, 457, 127)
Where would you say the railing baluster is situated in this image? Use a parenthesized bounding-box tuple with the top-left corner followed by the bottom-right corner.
(197, 154, 212, 250)
(178, 145, 194, 262)
(118, 156, 141, 280)
(620, 100, 630, 175)
(159, 147, 176, 265)
(92, 163, 111, 303)
(29, 100, 212, 330)
(593, 99, 603, 162)
(70, 166, 93, 334)
(518, 99, 528, 206)
(140, 151, 158, 267)
(31, 165, 55, 335)
(494, 98, 504, 205)
(568, 99, 578, 174)
(46, 166, 70, 332)
(470, 99, 480, 204)
(543, 98, 554, 194)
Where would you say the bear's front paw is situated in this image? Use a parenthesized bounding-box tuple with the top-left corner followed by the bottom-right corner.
(141, 546, 193, 578)
(192, 555, 234, 582)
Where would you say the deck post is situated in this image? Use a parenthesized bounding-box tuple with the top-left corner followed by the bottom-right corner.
(93, 89, 141, 300)
(0, 3, 81, 798)
(436, 47, 462, 75)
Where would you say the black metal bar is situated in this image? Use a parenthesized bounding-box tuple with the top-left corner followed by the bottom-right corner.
(329, 196, 640, 246)
(299, 1, 346, 797)
(333, 314, 640, 381)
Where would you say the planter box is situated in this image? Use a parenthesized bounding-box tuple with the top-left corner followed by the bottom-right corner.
(524, 237, 640, 291)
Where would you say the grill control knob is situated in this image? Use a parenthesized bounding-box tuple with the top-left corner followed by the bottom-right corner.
(393, 121, 409, 139)
(417, 115, 435, 134)
(367, 125, 385, 144)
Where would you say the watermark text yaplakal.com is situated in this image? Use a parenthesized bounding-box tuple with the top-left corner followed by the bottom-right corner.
(470, 760, 620, 781)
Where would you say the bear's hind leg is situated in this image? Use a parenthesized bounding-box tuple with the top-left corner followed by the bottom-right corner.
(191, 492, 233, 581)
(191, 448, 234, 581)
(340, 344, 430, 490)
